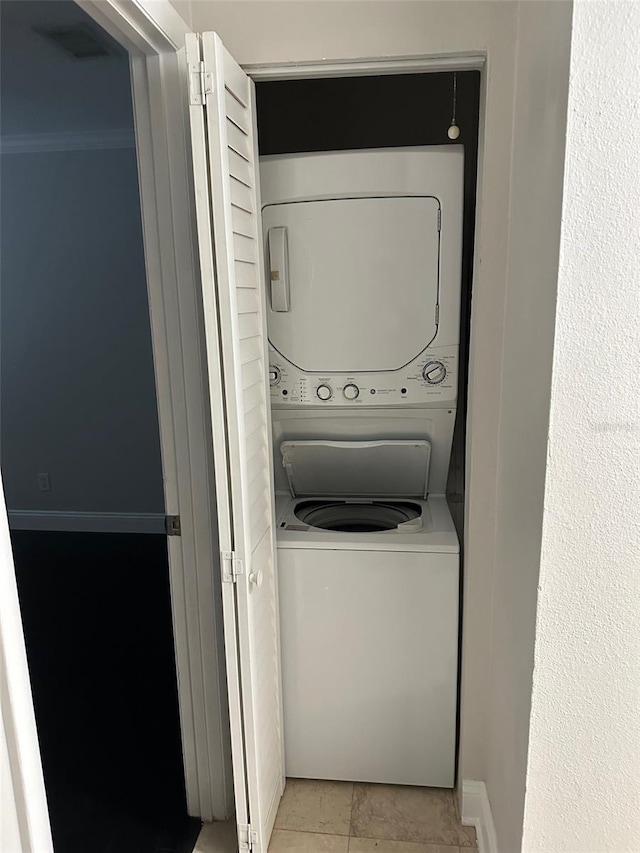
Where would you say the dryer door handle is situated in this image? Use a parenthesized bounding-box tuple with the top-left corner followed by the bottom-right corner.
(268, 226, 290, 312)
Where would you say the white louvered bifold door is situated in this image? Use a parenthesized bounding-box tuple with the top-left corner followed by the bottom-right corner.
(185, 32, 284, 853)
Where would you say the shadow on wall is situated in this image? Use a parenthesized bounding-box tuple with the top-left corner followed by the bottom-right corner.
(0, 147, 164, 514)
(0, 0, 164, 516)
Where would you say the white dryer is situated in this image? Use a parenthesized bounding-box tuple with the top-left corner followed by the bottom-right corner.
(260, 145, 463, 407)
(260, 146, 464, 787)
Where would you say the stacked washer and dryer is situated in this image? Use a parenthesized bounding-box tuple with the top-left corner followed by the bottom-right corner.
(260, 145, 464, 788)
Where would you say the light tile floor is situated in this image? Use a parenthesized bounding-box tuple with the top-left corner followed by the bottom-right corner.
(193, 820, 237, 852)
(269, 779, 478, 853)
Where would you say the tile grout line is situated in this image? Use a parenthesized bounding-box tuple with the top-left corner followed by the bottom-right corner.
(350, 835, 462, 848)
(353, 836, 462, 846)
(348, 781, 358, 850)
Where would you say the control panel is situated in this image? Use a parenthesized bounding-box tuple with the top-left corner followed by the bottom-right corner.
(269, 346, 458, 407)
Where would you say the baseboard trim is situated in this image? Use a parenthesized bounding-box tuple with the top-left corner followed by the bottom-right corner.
(461, 780, 498, 853)
(8, 510, 166, 535)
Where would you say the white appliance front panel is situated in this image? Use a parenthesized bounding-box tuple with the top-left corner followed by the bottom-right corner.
(278, 546, 459, 786)
(269, 345, 457, 407)
(263, 196, 440, 373)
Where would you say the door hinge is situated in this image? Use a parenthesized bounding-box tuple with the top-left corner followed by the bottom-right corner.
(189, 60, 213, 106)
(238, 823, 257, 852)
(165, 515, 181, 536)
(222, 550, 244, 583)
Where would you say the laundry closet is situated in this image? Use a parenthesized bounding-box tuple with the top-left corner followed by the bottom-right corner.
(186, 33, 479, 853)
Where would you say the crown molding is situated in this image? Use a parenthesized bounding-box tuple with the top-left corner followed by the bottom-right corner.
(245, 52, 485, 81)
(0, 128, 135, 154)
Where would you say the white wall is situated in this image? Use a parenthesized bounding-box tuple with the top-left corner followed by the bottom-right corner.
(169, 0, 192, 28)
(487, 2, 572, 848)
(522, 2, 640, 849)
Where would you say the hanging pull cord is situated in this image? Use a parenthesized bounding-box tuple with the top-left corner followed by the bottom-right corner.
(448, 72, 460, 140)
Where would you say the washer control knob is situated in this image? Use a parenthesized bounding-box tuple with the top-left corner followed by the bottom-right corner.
(423, 360, 447, 385)
(269, 365, 281, 386)
(343, 383, 360, 400)
(316, 384, 332, 401)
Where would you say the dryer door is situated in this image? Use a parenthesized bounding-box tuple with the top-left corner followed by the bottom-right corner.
(263, 196, 440, 373)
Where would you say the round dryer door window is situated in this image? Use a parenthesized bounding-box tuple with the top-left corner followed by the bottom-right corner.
(295, 500, 422, 533)
(263, 196, 440, 373)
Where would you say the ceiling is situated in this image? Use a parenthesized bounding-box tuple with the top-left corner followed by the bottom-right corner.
(1, 1, 133, 137)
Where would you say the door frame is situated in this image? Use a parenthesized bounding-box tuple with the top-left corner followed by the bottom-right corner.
(74, 0, 233, 821)
(223, 50, 486, 840)
(79, 22, 484, 823)
(1, 479, 53, 852)
(244, 53, 484, 80)
(243, 48, 486, 794)
(224, 50, 486, 834)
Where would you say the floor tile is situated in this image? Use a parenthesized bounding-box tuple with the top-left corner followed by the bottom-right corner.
(457, 822, 478, 848)
(193, 820, 237, 852)
(350, 784, 465, 847)
(269, 829, 350, 852)
(453, 788, 461, 820)
(449, 793, 477, 847)
(275, 778, 354, 836)
(349, 839, 459, 853)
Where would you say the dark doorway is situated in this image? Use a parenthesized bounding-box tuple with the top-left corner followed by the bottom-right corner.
(1, 2, 199, 849)
(11, 532, 200, 853)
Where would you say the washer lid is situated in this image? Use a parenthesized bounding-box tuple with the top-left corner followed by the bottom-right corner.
(280, 440, 431, 498)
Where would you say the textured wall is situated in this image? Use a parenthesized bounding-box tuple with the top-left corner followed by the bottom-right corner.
(523, 1, 640, 849)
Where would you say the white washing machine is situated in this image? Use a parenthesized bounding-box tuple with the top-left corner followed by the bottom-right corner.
(272, 411, 460, 787)
(260, 146, 464, 787)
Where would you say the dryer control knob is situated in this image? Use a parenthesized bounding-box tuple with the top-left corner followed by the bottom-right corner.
(269, 365, 281, 386)
(343, 383, 360, 400)
(316, 384, 332, 401)
(423, 360, 447, 385)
